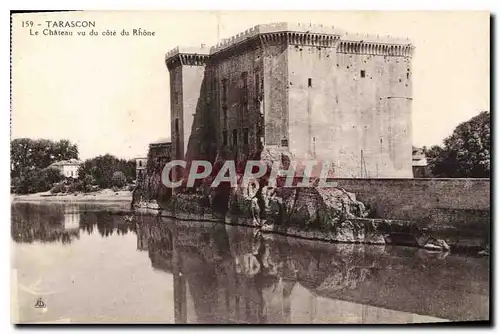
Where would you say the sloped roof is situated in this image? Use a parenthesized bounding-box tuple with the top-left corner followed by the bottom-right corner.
(49, 159, 82, 167)
(150, 137, 171, 145)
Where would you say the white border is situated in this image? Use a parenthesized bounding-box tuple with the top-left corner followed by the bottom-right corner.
(2, 1, 497, 333)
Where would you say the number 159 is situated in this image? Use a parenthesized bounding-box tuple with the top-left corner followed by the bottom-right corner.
(21, 21, 34, 28)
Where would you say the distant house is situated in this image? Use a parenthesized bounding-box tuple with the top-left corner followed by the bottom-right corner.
(135, 157, 147, 182)
(412, 148, 430, 178)
(48, 159, 82, 178)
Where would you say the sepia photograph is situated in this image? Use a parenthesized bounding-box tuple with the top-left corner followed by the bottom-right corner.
(10, 10, 490, 325)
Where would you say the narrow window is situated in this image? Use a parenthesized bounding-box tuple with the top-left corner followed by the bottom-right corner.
(222, 106, 228, 127)
(243, 128, 249, 145)
(281, 139, 289, 147)
(232, 129, 238, 146)
(242, 72, 248, 91)
(360, 70, 366, 78)
(254, 70, 260, 101)
(174, 119, 179, 134)
(222, 79, 228, 106)
(223, 130, 228, 145)
(308, 78, 312, 87)
(241, 72, 248, 104)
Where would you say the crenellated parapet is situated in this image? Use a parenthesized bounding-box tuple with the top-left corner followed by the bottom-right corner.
(209, 22, 344, 54)
(165, 45, 210, 70)
(258, 31, 340, 48)
(337, 40, 413, 57)
(165, 22, 414, 68)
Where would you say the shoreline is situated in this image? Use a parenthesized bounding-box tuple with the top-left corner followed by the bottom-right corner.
(133, 206, 489, 256)
(11, 190, 133, 204)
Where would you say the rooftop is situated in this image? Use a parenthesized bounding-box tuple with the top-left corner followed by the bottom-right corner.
(49, 159, 82, 167)
(166, 22, 412, 60)
(150, 137, 172, 145)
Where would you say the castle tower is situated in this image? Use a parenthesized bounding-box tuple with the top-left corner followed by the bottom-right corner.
(165, 46, 211, 165)
(165, 23, 414, 179)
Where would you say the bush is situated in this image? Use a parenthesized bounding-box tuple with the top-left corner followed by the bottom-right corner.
(12, 168, 65, 194)
(50, 182, 65, 194)
(67, 181, 83, 193)
(112, 171, 127, 188)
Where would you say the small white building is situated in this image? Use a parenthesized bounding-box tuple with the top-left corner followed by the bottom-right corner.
(49, 159, 82, 178)
(135, 157, 147, 182)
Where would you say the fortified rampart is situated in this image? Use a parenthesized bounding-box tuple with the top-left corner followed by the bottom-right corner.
(165, 22, 414, 178)
(130, 23, 490, 254)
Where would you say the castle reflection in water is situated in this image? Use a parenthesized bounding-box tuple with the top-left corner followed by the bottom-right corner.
(11, 203, 489, 324)
(134, 214, 488, 324)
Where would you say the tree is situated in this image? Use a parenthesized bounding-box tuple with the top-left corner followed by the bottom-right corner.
(78, 154, 136, 189)
(11, 138, 79, 178)
(426, 111, 490, 178)
(13, 167, 64, 194)
(112, 171, 127, 188)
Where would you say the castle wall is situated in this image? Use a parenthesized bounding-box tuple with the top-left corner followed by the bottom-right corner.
(262, 43, 289, 147)
(333, 178, 490, 247)
(287, 43, 338, 160)
(211, 46, 263, 159)
(180, 65, 207, 161)
(169, 66, 183, 160)
(165, 24, 414, 179)
(334, 43, 412, 177)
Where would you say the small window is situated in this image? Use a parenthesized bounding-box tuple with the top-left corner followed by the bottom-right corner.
(243, 128, 249, 145)
(241, 72, 248, 103)
(222, 130, 228, 145)
(281, 139, 289, 147)
(222, 79, 228, 105)
(360, 70, 366, 78)
(254, 70, 260, 100)
(174, 119, 179, 133)
(241, 72, 248, 90)
(232, 129, 238, 146)
(308, 78, 312, 87)
(222, 106, 228, 121)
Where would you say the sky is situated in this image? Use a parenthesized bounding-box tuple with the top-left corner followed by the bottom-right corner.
(11, 11, 490, 160)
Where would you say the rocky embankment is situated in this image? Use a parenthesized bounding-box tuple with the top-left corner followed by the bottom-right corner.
(132, 149, 487, 254)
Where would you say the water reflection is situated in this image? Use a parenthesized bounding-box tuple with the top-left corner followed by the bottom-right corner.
(10, 203, 489, 324)
(136, 216, 489, 324)
(11, 203, 136, 245)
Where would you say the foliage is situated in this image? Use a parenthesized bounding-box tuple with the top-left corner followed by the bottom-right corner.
(426, 111, 490, 178)
(81, 175, 97, 192)
(50, 182, 65, 194)
(11, 138, 78, 178)
(112, 171, 127, 188)
(13, 167, 65, 194)
(78, 154, 135, 189)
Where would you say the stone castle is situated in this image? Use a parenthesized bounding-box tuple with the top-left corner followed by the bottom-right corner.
(165, 22, 414, 178)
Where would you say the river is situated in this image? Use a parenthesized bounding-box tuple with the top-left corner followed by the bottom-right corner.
(11, 202, 490, 324)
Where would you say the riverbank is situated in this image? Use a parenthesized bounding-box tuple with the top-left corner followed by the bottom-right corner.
(11, 189, 133, 203)
(132, 204, 488, 256)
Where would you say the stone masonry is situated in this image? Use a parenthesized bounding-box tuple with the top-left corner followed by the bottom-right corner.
(165, 22, 414, 178)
